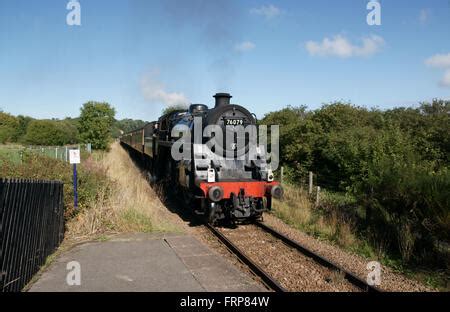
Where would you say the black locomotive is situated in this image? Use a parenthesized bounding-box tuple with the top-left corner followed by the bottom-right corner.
(120, 93, 283, 224)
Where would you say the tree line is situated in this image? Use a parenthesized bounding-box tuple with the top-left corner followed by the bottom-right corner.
(262, 99, 449, 266)
(0, 102, 148, 150)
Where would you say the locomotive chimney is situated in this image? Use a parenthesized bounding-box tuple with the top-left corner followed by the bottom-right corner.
(213, 93, 232, 108)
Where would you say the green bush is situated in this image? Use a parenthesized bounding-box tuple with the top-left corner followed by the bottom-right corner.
(354, 129, 450, 263)
(262, 99, 450, 269)
(24, 119, 79, 146)
(0, 152, 111, 218)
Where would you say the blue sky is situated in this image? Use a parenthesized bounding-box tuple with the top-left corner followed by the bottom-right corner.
(1, 0, 449, 121)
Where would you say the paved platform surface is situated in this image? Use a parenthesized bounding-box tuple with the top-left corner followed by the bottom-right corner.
(29, 233, 264, 292)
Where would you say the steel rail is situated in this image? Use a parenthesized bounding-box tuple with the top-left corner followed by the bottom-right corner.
(255, 221, 382, 293)
(205, 224, 287, 292)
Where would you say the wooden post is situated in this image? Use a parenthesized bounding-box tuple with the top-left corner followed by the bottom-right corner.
(316, 186, 321, 207)
(65, 147, 68, 162)
(280, 166, 284, 184)
(309, 171, 313, 194)
(55, 147, 58, 159)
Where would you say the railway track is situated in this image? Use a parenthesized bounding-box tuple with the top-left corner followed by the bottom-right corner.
(206, 221, 381, 292)
(206, 223, 286, 292)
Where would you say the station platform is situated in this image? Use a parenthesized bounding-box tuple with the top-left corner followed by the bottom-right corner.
(28, 233, 264, 292)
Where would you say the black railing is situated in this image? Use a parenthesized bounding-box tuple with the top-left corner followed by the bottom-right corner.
(0, 179, 65, 292)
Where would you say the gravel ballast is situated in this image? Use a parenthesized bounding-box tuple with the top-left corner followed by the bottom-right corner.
(220, 224, 361, 292)
(262, 214, 435, 292)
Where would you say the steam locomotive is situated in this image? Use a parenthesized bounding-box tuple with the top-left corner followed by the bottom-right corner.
(120, 93, 283, 224)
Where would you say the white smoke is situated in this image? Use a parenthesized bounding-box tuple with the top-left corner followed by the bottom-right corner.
(140, 71, 189, 106)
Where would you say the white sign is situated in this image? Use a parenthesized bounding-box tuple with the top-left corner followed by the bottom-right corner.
(69, 149, 81, 164)
(207, 168, 215, 183)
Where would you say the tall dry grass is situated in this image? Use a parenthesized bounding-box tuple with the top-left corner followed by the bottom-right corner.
(272, 184, 357, 249)
(67, 143, 180, 240)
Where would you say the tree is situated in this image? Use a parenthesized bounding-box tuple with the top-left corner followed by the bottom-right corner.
(0, 112, 20, 144)
(78, 102, 116, 150)
(56, 119, 79, 144)
(16, 115, 34, 142)
(24, 120, 60, 145)
(111, 118, 148, 138)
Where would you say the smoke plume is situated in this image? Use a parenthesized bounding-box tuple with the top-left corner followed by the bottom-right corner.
(140, 70, 189, 106)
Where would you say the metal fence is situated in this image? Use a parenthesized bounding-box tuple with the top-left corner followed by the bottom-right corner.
(0, 179, 65, 292)
(25, 143, 92, 162)
(0, 143, 92, 164)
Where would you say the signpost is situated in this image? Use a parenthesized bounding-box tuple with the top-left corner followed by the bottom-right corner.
(69, 149, 81, 210)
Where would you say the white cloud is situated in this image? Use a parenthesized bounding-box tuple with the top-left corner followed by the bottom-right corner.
(140, 71, 189, 106)
(425, 53, 450, 69)
(234, 41, 255, 52)
(440, 69, 450, 87)
(250, 4, 281, 20)
(425, 53, 450, 88)
(305, 34, 385, 58)
(419, 9, 431, 25)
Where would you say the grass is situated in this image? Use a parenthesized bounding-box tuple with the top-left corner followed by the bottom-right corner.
(66, 142, 181, 240)
(1, 142, 180, 240)
(272, 183, 449, 291)
(272, 184, 359, 249)
(0, 144, 24, 163)
(2, 142, 181, 291)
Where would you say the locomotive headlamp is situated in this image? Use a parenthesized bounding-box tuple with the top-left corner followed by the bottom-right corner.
(208, 186, 224, 202)
(267, 169, 274, 182)
(270, 185, 284, 199)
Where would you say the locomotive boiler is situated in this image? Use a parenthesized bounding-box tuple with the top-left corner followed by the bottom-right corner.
(120, 93, 283, 224)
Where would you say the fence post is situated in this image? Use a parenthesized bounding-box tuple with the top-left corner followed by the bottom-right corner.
(280, 166, 284, 184)
(315, 186, 321, 207)
(55, 147, 58, 159)
(65, 147, 68, 162)
(309, 171, 313, 194)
